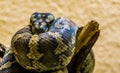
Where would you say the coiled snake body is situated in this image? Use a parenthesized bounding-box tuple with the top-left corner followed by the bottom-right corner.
(0, 12, 100, 73)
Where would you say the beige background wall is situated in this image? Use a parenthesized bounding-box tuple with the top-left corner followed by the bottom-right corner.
(0, 0, 120, 73)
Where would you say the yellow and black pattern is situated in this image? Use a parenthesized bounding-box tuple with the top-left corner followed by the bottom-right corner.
(0, 12, 100, 73)
(11, 12, 79, 73)
(0, 43, 33, 73)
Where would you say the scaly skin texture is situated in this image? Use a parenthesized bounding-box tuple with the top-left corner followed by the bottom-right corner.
(11, 13, 78, 73)
(0, 12, 100, 73)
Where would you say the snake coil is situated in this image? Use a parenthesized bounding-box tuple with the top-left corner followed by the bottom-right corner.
(0, 12, 100, 73)
(11, 12, 78, 73)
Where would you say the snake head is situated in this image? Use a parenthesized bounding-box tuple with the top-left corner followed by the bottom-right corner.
(30, 12, 55, 34)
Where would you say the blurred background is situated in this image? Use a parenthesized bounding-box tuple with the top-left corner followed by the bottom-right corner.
(0, 0, 120, 73)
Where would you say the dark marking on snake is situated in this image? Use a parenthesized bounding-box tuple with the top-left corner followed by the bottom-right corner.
(0, 12, 100, 73)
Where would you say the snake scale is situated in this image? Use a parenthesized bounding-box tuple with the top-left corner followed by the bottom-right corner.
(0, 12, 100, 73)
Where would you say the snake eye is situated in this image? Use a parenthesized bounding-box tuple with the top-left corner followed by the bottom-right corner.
(30, 12, 55, 34)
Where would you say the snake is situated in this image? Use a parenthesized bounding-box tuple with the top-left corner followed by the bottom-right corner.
(0, 12, 100, 73)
